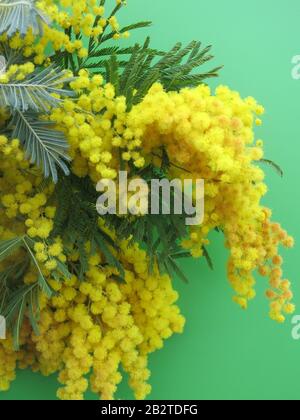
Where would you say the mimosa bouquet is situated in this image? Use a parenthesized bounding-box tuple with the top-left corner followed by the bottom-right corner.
(0, 0, 294, 400)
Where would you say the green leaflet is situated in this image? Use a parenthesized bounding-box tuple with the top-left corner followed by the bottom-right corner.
(202, 246, 214, 271)
(23, 237, 54, 297)
(28, 288, 40, 336)
(165, 256, 189, 284)
(3, 283, 39, 349)
(0, 236, 24, 262)
(100, 21, 152, 44)
(0, 245, 39, 349)
(259, 158, 284, 178)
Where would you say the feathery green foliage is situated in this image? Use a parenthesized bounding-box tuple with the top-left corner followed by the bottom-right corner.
(49, 163, 208, 286)
(51, 174, 125, 280)
(99, 38, 222, 109)
(87, 0, 151, 57)
(0, 236, 63, 297)
(0, 236, 24, 262)
(0, 44, 24, 66)
(0, 234, 73, 348)
(0, 0, 49, 37)
(10, 111, 71, 182)
(0, 66, 74, 112)
(105, 153, 214, 279)
(3, 283, 39, 349)
(0, 65, 73, 182)
(48, 145, 214, 285)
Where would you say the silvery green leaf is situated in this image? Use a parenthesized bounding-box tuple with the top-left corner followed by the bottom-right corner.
(0, 0, 50, 37)
(0, 65, 74, 112)
(11, 110, 71, 183)
(0, 55, 6, 76)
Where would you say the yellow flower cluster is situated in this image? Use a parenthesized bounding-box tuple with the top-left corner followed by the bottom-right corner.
(50, 71, 144, 182)
(0, 62, 35, 84)
(0, 242, 185, 400)
(120, 243, 185, 355)
(0, 0, 128, 65)
(0, 72, 294, 401)
(48, 79, 295, 323)
(124, 83, 295, 322)
(33, 238, 67, 272)
(0, 0, 295, 399)
(0, 135, 55, 240)
(0, 133, 184, 400)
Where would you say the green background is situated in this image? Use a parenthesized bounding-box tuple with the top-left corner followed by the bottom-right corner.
(2, 0, 300, 400)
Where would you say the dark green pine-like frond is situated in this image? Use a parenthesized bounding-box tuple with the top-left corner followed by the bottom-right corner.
(105, 156, 215, 278)
(10, 110, 71, 182)
(0, 65, 74, 112)
(52, 174, 125, 280)
(86, 46, 148, 59)
(87, 0, 151, 57)
(0, 0, 49, 37)
(100, 38, 222, 109)
(99, 21, 152, 45)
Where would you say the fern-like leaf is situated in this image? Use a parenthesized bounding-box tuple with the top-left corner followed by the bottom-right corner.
(3, 283, 38, 349)
(87, 46, 142, 59)
(11, 110, 70, 182)
(0, 236, 23, 262)
(100, 21, 152, 44)
(0, 0, 49, 36)
(0, 65, 74, 112)
(0, 236, 54, 348)
(112, 39, 222, 109)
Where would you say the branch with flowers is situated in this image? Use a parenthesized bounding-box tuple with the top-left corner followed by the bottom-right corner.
(0, 0, 295, 400)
